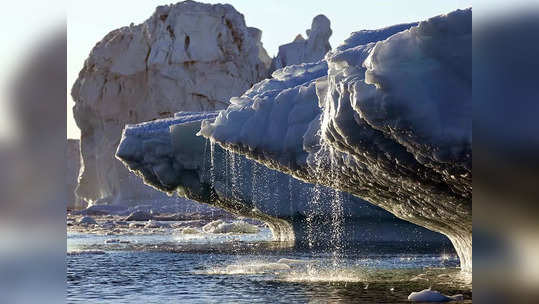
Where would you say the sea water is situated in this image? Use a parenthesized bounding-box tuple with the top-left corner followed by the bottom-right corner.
(67, 226, 471, 303)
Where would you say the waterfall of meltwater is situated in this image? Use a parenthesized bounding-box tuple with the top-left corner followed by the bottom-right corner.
(310, 141, 345, 268)
(305, 183, 322, 249)
(228, 151, 241, 201)
(328, 148, 345, 269)
(208, 139, 218, 218)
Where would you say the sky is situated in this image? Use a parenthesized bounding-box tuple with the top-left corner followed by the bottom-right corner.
(66, 0, 471, 139)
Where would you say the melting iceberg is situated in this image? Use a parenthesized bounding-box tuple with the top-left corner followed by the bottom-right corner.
(198, 9, 472, 271)
(117, 110, 449, 246)
(117, 9, 470, 270)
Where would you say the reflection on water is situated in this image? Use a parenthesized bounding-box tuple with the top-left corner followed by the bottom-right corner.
(67, 229, 471, 303)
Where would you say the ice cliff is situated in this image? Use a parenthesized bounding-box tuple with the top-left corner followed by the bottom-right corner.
(198, 9, 472, 271)
(66, 139, 85, 210)
(71, 0, 271, 206)
(117, 112, 449, 246)
(270, 15, 332, 72)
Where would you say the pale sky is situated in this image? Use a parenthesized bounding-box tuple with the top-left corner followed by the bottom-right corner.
(66, 0, 471, 139)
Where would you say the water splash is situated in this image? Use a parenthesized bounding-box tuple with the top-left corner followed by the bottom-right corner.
(202, 261, 292, 275)
(279, 267, 364, 283)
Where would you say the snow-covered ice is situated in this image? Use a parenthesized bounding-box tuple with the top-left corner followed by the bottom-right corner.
(198, 8, 472, 272)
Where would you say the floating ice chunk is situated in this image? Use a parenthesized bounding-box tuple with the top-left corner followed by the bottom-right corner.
(128, 222, 145, 228)
(408, 288, 464, 302)
(202, 220, 225, 233)
(203, 220, 260, 234)
(100, 221, 116, 229)
(144, 220, 169, 228)
(180, 227, 201, 234)
(77, 216, 97, 225)
(125, 211, 153, 221)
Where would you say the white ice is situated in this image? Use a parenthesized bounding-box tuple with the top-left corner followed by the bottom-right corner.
(408, 288, 464, 302)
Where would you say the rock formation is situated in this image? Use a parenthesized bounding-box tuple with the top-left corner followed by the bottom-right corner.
(199, 9, 472, 271)
(270, 15, 332, 72)
(71, 0, 271, 206)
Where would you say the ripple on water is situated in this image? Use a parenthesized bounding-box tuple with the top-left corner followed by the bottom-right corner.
(67, 232, 472, 303)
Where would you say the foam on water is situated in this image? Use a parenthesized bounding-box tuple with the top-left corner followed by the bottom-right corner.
(202, 261, 292, 275)
(200, 258, 364, 282)
(278, 267, 364, 283)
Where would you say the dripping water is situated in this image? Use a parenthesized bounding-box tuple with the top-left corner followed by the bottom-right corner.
(209, 140, 217, 218)
(328, 146, 345, 270)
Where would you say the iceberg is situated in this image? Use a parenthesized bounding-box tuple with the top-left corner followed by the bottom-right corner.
(66, 139, 85, 210)
(270, 15, 332, 72)
(71, 0, 271, 207)
(198, 8, 472, 271)
(116, 8, 469, 269)
(117, 110, 449, 246)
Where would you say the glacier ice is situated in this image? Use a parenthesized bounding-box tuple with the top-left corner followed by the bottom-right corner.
(198, 9, 472, 271)
(66, 139, 86, 210)
(71, 0, 271, 207)
(117, 110, 449, 246)
(270, 15, 332, 72)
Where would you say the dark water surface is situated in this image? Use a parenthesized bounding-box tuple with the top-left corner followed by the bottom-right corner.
(67, 231, 472, 303)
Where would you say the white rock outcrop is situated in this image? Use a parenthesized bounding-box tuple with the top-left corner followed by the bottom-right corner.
(71, 1, 271, 206)
(270, 15, 332, 71)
